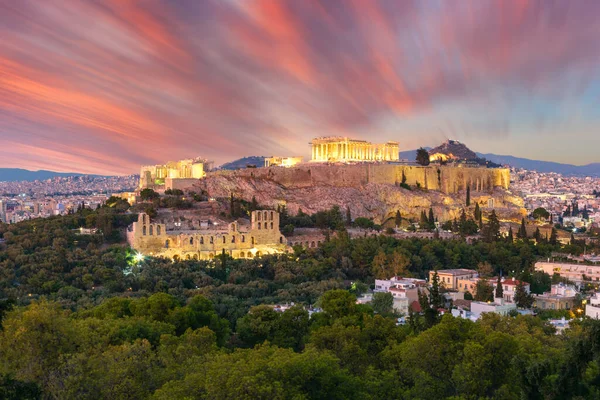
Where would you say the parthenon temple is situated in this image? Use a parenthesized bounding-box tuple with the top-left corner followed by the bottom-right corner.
(310, 137, 399, 162)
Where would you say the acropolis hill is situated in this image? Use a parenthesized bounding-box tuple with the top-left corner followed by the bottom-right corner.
(133, 137, 524, 225)
(188, 138, 521, 224)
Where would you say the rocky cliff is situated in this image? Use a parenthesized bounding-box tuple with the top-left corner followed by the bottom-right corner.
(194, 168, 525, 224)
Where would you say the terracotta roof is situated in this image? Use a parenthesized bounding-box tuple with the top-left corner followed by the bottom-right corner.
(410, 301, 422, 313)
(502, 279, 527, 286)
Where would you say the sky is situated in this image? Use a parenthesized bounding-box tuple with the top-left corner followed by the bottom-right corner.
(1, 0, 599, 175)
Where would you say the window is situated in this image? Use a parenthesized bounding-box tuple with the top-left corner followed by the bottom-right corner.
(210, 236, 214, 244)
(258, 212, 261, 221)
(143, 226, 147, 236)
(264, 211, 267, 220)
(240, 252, 245, 258)
(242, 235, 245, 243)
(190, 237, 194, 245)
(149, 225, 153, 235)
(280, 237, 284, 244)
(232, 236, 235, 243)
(270, 222, 273, 229)
(258, 222, 261, 230)
(223, 236, 226, 244)
(156, 225, 161, 235)
(165, 240, 170, 248)
(200, 237, 204, 244)
(270, 211, 274, 220)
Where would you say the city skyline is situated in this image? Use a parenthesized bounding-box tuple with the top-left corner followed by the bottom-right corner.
(1, 0, 600, 175)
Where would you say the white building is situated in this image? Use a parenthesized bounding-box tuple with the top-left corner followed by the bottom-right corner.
(373, 277, 427, 315)
(585, 292, 600, 319)
(470, 298, 517, 318)
(498, 278, 530, 304)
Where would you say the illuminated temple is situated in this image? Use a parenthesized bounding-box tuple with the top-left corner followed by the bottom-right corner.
(310, 137, 399, 162)
(139, 157, 212, 190)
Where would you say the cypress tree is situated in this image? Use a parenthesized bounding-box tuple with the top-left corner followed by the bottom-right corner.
(474, 202, 481, 220)
(550, 228, 558, 245)
(482, 210, 500, 242)
(534, 227, 541, 242)
(429, 271, 442, 309)
(346, 206, 352, 226)
(507, 227, 514, 243)
(395, 210, 402, 228)
(428, 208, 435, 229)
(420, 211, 428, 229)
(495, 274, 503, 299)
(466, 186, 471, 207)
(518, 218, 527, 239)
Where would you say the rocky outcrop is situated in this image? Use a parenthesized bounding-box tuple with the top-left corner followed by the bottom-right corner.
(194, 172, 525, 224)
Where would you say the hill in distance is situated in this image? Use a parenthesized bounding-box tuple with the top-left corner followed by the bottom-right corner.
(399, 141, 600, 176)
(218, 156, 266, 170)
(428, 140, 478, 160)
(0, 168, 105, 182)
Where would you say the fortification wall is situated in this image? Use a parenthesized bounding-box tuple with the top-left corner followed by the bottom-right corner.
(215, 164, 509, 194)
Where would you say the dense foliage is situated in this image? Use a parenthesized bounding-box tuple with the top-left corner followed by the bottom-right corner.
(2, 210, 600, 399)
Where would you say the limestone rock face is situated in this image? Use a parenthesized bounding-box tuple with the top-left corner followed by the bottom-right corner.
(194, 173, 525, 225)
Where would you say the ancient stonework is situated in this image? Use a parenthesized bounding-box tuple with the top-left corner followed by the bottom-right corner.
(127, 210, 288, 260)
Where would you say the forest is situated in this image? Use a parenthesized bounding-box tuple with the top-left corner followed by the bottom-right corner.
(1, 204, 599, 399)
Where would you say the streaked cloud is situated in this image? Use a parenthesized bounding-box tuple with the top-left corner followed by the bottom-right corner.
(0, 0, 599, 173)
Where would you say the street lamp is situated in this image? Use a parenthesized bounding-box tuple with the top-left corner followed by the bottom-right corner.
(134, 252, 145, 263)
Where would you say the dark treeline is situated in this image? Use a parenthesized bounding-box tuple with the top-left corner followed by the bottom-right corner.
(2, 208, 600, 398)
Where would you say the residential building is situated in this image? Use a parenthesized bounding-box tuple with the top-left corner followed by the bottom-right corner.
(535, 261, 600, 284)
(585, 292, 600, 319)
(533, 283, 579, 310)
(373, 277, 427, 315)
(430, 269, 478, 291)
(470, 298, 517, 318)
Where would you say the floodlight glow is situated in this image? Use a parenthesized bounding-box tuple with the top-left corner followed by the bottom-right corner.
(134, 252, 145, 263)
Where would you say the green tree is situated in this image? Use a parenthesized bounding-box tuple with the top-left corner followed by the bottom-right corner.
(549, 227, 558, 245)
(236, 305, 280, 347)
(416, 147, 430, 166)
(532, 207, 550, 221)
(371, 292, 394, 315)
(514, 281, 533, 308)
(272, 306, 309, 351)
(428, 208, 435, 230)
(250, 196, 258, 211)
(507, 226, 514, 243)
(346, 206, 352, 225)
(0, 301, 80, 389)
(474, 279, 494, 302)
(395, 210, 402, 228)
(319, 290, 356, 319)
(518, 218, 528, 239)
(495, 275, 503, 299)
(481, 210, 500, 242)
(139, 188, 159, 201)
(429, 271, 443, 309)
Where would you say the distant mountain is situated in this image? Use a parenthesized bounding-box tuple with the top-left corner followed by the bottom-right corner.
(0, 168, 104, 182)
(399, 148, 600, 176)
(429, 140, 478, 160)
(476, 153, 600, 176)
(219, 156, 266, 170)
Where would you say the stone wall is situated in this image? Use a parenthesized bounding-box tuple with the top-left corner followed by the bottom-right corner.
(214, 164, 509, 194)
